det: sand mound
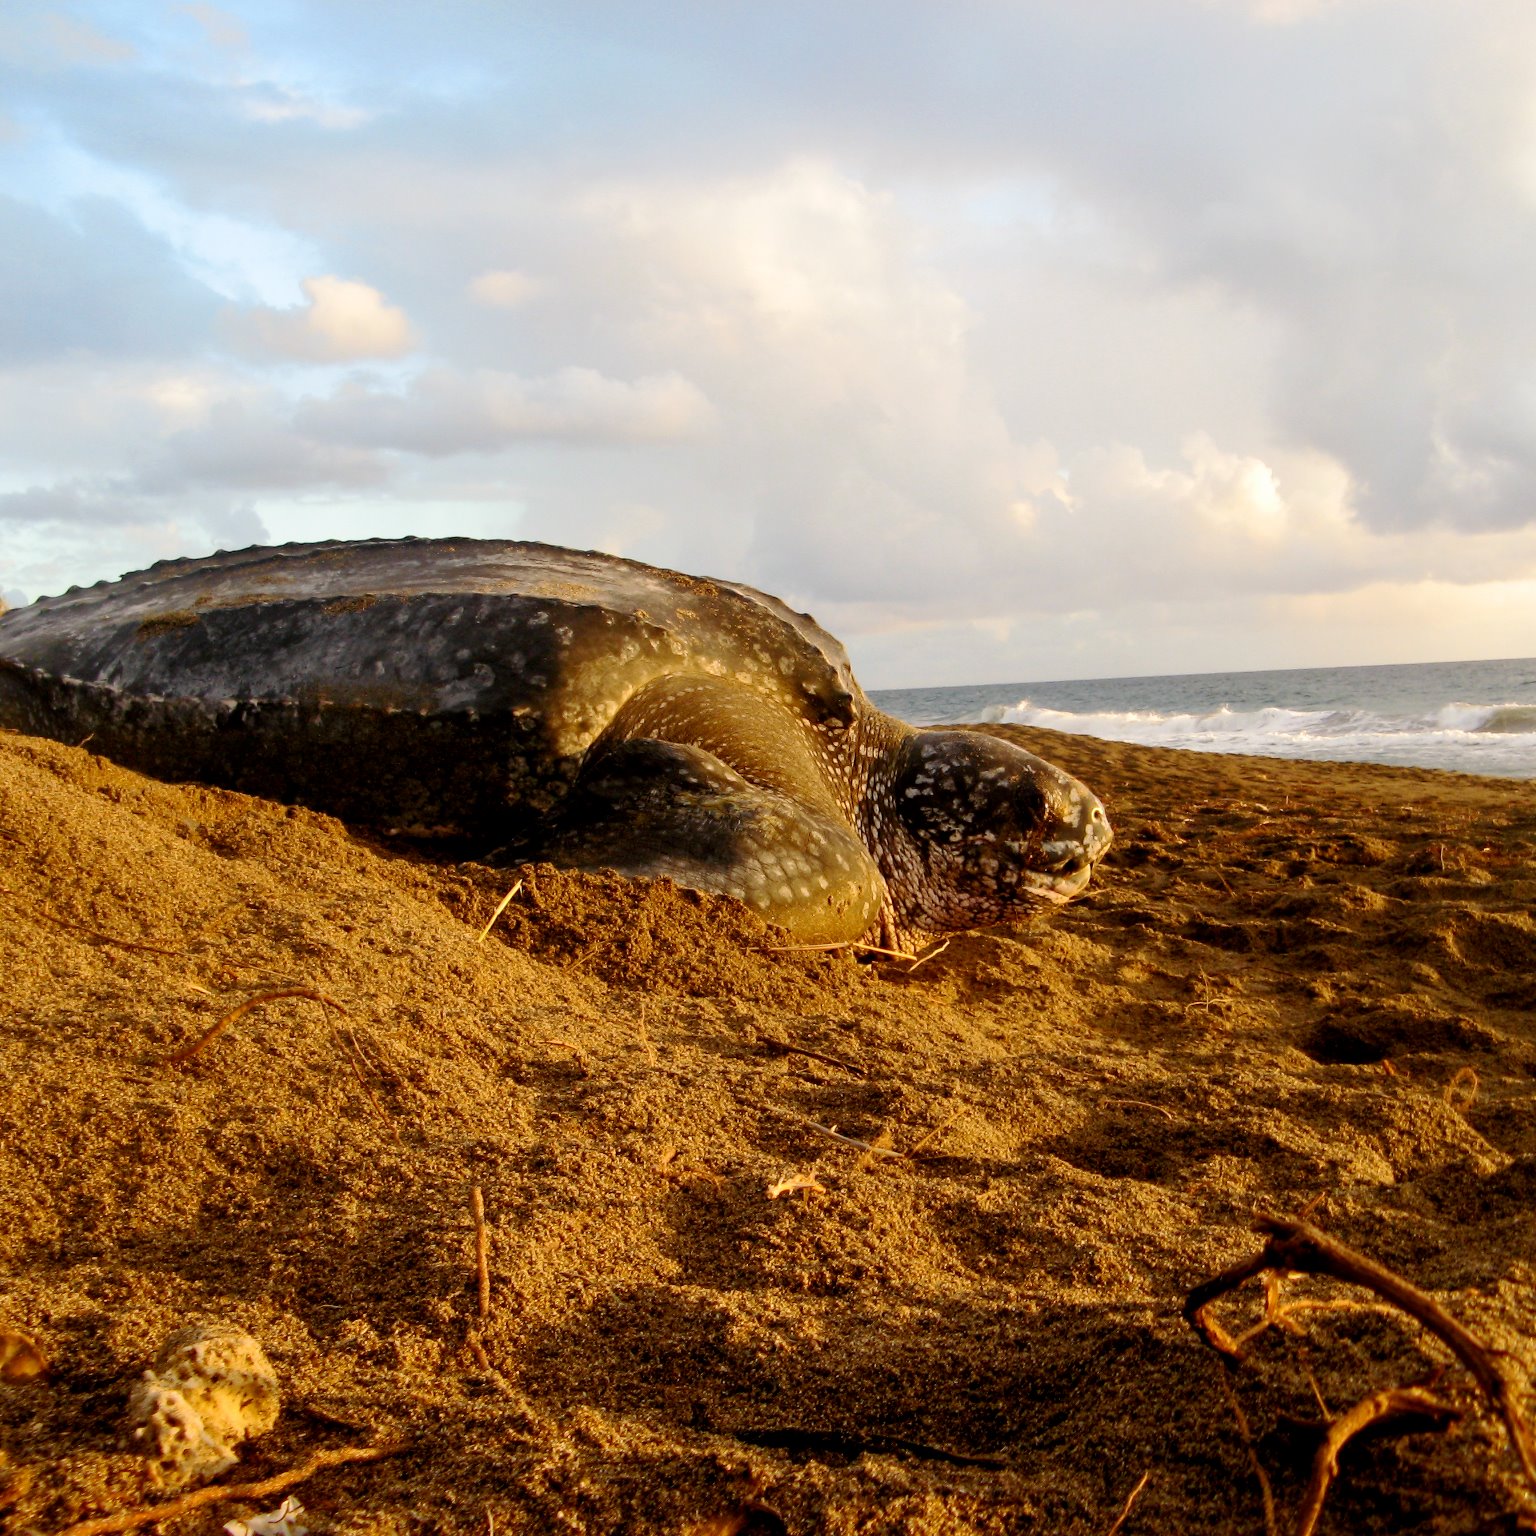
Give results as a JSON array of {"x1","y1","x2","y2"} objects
[{"x1": 1, "y1": 724, "x2": 1533, "y2": 1533}]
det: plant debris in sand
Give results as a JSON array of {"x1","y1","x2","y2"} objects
[{"x1": 1, "y1": 722, "x2": 1534, "y2": 1532}]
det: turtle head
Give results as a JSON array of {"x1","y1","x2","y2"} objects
[{"x1": 887, "y1": 730, "x2": 1112, "y2": 932}]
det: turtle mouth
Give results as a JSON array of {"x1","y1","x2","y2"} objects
[
  {"x1": 1022, "y1": 860, "x2": 1095, "y2": 904},
  {"x1": 1027, "y1": 807, "x2": 1112, "y2": 903}
]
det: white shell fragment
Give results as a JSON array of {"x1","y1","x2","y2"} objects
[
  {"x1": 225, "y1": 1496, "x2": 309, "y2": 1536},
  {"x1": 125, "y1": 1322, "x2": 280, "y2": 1488}
]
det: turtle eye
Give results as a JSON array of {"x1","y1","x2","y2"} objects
[
  {"x1": 800, "y1": 682, "x2": 856, "y2": 730},
  {"x1": 823, "y1": 689, "x2": 856, "y2": 729}
]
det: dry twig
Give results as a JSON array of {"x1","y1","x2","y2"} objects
[
  {"x1": 756, "y1": 1033, "x2": 866, "y2": 1077},
  {"x1": 1099, "y1": 1097, "x2": 1176, "y2": 1122},
  {"x1": 471, "y1": 1185, "x2": 491, "y2": 1321},
  {"x1": 1187, "y1": 968, "x2": 1229, "y2": 1017},
  {"x1": 1217, "y1": 1364, "x2": 1278, "y2": 1536},
  {"x1": 68, "y1": 927, "x2": 180, "y2": 957},
  {"x1": 766, "y1": 1172, "x2": 826, "y2": 1200},
  {"x1": 762, "y1": 1105, "x2": 905, "y2": 1159},
  {"x1": 540, "y1": 1036, "x2": 592, "y2": 1075},
  {"x1": 333, "y1": 1025, "x2": 396, "y2": 1136},
  {"x1": 24, "y1": 892, "x2": 182, "y2": 957},
  {"x1": 1218, "y1": 1271, "x2": 1397, "y2": 1358},
  {"x1": 1292, "y1": 1385, "x2": 1460, "y2": 1536},
  {"x1": 906, "y1": 1107, "x2": 967, "y2": 1157},
  {"x1": 902, "y1": 938, "x2": 950, "y2": 973},
  {"x1": 1186, "y1": 1214, "x2": 1536, "y2": 1492},
  {"x1": 1104, "y1": 1469, "x2": 1150, "y2": 1536},
  {"x1": 50, "y1": 1442, "x2": 407, "y2": 1536},
  {"x1": 466, "y1": 1333, "x2": 495, "y2": 1374},
  {"x1": 1304, "y1": 1365, "x2": 1330, "y2": 1422},
  {"x1": 855, "y1": 1127, "x2": 897, "y2": 1170},
  {"x1": 476, "y1": 881, "x2": 522, "y2": 942},
  {"x1": 165, "y1": 988, "x2": 347, "y2": 1067},
  {"x1": 1228, "y1": 1274, "x2": 1293, "y2": 1355}
]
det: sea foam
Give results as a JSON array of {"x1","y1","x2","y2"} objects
[
  {"x1": 874, "y1": 657, "x2": 1536, "y2": 778},
  {"x1": 991, "y1": 698, "x2": 1536, "y2": 775}
]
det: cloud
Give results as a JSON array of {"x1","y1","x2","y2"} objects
[
  {"x1": 0, "y1": 196, "x2": 219, "y2": 363},
  {"x1": 1193, "y1": 0, "x2": 1377, "y2": 22},
  {"x1": 236, "y1": 84, "x2": 370, "y2": 130},
  {"x1": 0, "y1": 479, "x2": 256, "y2": 544},
  {"x1": 0, "y1": 482, "x2": 135, "y2": 527},
  {"x1": 0, "y1": 397, "x2": 384, "y2": 511},
  {"x1": 300, "y1": 365, "x2": 713, "y2": 452},
  {"x1": 0, "y1": 477, "x2": 270, "y2": 610},
  {"x1": 1082, "y1": 433, "x2": 1347, "y2": 546},
  {"x1": 469, "y1": 269, "x2": 539, "y2": 308},
  {"x1": 42, "y1": 13, "x2": 135, "y2": 65},
  {"x1": 0, "y1": 363, "x2": 227, "y2": 480},
  {"x1": 134, "y1": 396, "x2": 390, "y2": 493},
  {"x1": 178, "y1": 3, "x2": 249, "y2": 53},
  {"x1": 0, "y1": 11, "x2": 135, "y2": 70},
  {"x1": 538, "y1": 160, "x2": 1041, "y2": 597},
  {"x1": 6, "y1": 0, "x2": 1536, "y2": 682},
  {"x1": 227, "y1": 275, "x2": 416, "y2": 361}
]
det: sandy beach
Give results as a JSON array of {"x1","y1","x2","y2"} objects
[{"x1": 2, "y1": 722, "x2": 1533, "y2": 1534}]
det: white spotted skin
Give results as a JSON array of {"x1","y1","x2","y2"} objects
[
  {"x1": 0, "y1": 536, "x2": 1110, "y2": 945},
  {"x1": 849, "y1": 721, "x2": 1112, "y2": 952},
  {"x1": 552, "y1": 670, "x2": 1110, "y2": 947}
]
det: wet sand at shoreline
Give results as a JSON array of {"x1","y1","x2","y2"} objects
[{"x1": 2, "y1": 722, "x2": 1533, "y2": 1533}]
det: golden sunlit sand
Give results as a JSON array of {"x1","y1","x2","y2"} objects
[{"x1": 1, "y1": 723, "x2": 1533, "y2": 1533}]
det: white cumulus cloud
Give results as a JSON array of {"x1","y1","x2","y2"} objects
[
  {"x1": 469, "y1": 269, "x2": 539, "y2": 308},
  {"x1": 300, "y1": 365, "x2": 713, "y2": 452},
  {"x1": 558, "y1": 160, "x2": 1043, "y2": 599},
  {"x1": 6, "y1": 0, "x2": 1536, "y2": 681},
  {"x1": 228, "y1": 276, "x2": 416, "y2": 362}
]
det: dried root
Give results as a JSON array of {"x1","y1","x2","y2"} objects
[
  {"x1": 165, "y1": 988, "x2": 347, "y2": 1068},
  {"x1": 1186, "y1": 1213, "x2": 1535, "y2": 1535},
  {"x1": 50, "y1": 1442, "x2": 407, "y2": 1536}
]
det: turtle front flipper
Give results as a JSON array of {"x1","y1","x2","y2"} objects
[{"x1": 540, "y1": 738, "x2": 883, "y2": 943}]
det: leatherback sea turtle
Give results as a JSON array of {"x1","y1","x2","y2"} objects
[{"x1": 0, "y1": 538, "x2": 1111, "y2": 949}]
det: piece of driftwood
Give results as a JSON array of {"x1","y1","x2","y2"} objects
[
  {"x1": 1292, "y1": 1385, "x2": 1460, "y2": 1536},
  {"x1": 1185, "y1": 1214, "x2": 1536, "y2": 1491},
  {"x1": 49, "y1": 1442, "x2": 406, "y2": 1536}
]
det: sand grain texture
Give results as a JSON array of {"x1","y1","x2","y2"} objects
[{"x1": 1, "y1": 723, "x2": 1533, "y2": 1533}]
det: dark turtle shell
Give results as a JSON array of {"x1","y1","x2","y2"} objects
[{"x1": 0, "y1": 537, "x2": 862, "y2": 841}]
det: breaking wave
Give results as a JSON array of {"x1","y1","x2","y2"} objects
[{"x1": 989, "y1": 699, "x2": 1536, "y2": 776}]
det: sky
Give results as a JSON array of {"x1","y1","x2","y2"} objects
[{"x1": 3, "y1": 1, "x2": 1536, "y2": 688}]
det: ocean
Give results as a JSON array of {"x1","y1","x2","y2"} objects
[{"x1": 872, "y1": 656, "x2": 1536, "y2": 780}]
